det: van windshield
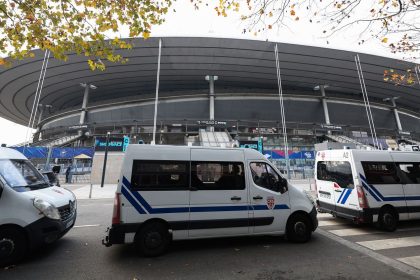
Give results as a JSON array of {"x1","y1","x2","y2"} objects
[{"x1": 0, "y1": 159, "x2": 49, "y2": 192}]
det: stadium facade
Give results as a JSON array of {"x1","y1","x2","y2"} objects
[{"x1": 1, "y1": 37, "x2": 420, "y2": 174}]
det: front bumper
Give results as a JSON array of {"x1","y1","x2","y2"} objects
[
  {"x1": 25, "y1": 211, "x2": 76, "y2": 250},
  {"x1": 309, "y1": 206, "x2": 318, "y2": 231}
]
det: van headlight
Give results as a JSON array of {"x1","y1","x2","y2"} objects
[{"x1": 33, "y1": 198, "x2": 61, "y2": 220}]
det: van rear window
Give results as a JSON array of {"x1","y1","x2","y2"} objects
[
  {"x1": 361, "y1": 162, "x2": 400, "y2": 185},
  {"x1": 316, "y1": 161, "x2": 354, "y2": 189},
  {"x1": 131, "y1": 160, "x2": 189, "y2": 190}
]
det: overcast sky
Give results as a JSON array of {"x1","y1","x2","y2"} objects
[{"x1": 0, "y1": 2, "x2": 413, "y2": 146}]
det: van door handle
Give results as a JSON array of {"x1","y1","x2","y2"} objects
[
  {"x1": 334, "y1": 189, "x2": 342, "y2": 193},
  {"x1": 253, "y1": 195, "x2": 263, "y2": 200},
  {"x1": 231, "y1": 196, "x2": 241, "y2": 201}
]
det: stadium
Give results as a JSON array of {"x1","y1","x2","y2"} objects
[{"x1": 1, "y1": 37, "x2": 419, "y2": 178}]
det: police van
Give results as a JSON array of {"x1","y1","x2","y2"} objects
[
  {"x1": 316, "y1": 149, "x2": 420, "y2": 231},
  {"x1": 103, "y1": 145, "x2": 317, "y2": 256},
  {"x1": 0, "y1": 148, "x2": 77, "y2": 266}
]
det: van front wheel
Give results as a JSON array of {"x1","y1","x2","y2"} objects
[
  {"x1": 286, "y1": 213, "x2": 312, "y2": 243},
  {"x1": 135, "y1": 222, "x2": 170, "y2": 257},
  {"x1": 379, "y1": 208, "x2": 398, "y2": 232},
  {"x1": 0, "y1": 227, "x2": 27, "y2": 267}
]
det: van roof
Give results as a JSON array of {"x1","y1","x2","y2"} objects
[
  {"x1": 317, "y1": 149, "x2": 420, "y2": 156},
  {"x1": 125, "y1": 144, "x2": 265, "y2": 159},
  {"x1": 0, "y1": 147, "x2": 27, "y2": 160}
]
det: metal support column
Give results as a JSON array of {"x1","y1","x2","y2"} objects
[
  {"x1": 384, "y1": 97, "x2": 402, "y2": 132},
  {"x1": 206, "y1": 75, "x2": 218, "y2": 132},
  {"x1": 320, "y1": 85, "x2": 331, "y2": 125},
  {"x1": 79, "y1": 84, "x2": 90, "y2": 125}
]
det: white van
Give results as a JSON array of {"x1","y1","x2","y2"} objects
[
  {"x1": 103, "y1": 145, "x2": 317, "y2": 256},
  {"x1": 0, "y1": 148, "x2": 77, "y2": 266},
  {"x1": 315, "y1": 149, "x2": 420, "y2": 231}
]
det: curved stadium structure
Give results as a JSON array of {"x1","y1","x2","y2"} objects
[{"x1": 1, "y1": 37, "x2": 419, "y2": 157}]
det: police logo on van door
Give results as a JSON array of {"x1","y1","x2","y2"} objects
[{"x1": 267, "y1": 197, "x2": 275, "y2": 209}]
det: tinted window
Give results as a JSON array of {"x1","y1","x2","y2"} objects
[
  {"x1": 250, "y1": 162, "x2": 287, "y2": 193},
  {"x1": 317, "y1": 161, "x2": 354, "y2": 189},
  {"x1": 361, "y1": 162, "x2": 400, "y2": 185},
  {"x1": 396, "y1": 163, "x2": 420, "y2": 184},
  {"x1": 131, "y1": 161, "x2": 189, "y2": 190},
  {"x1": 191, "y1": 162, "x2": 245, "y2": 190}
]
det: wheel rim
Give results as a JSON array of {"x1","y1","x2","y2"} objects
[
  {"x1": 294, "y1": 221, "x2": 307, "y2": 237},
  {"x1": 0, "y1": 238, "x2": 15, "y2": 259},
  {"x1": 144, "y1": 232, "x2": 162, "y2": 249},
  {"x1": 383, "y1": 213, "x2": 395, "y2": 228}
]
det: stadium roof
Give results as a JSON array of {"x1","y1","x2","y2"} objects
[{"x1": 0, "y1": 37, "x2": 418, "y2": 126}]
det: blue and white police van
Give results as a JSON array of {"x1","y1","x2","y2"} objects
[
  {"x1": 103, "y1": 145, "x2": 317, "y2": 256},
  {"x1": 316, "y1": 149, "x2": 420, "y2": 231},
  {"x1": 0, "y1": 148, "x2": 77, "y2": 266}
]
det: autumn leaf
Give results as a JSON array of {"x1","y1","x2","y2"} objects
[
  {"x1": 381, "y1": 37, "x2": 388, "y2": 43},
  {"x1": 290, "y1": 10, "x2": 296, "y2": 16}
]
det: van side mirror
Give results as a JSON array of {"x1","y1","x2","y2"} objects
[{"x1": 275, "y1": 177, "x2": 288, "y2": 193}]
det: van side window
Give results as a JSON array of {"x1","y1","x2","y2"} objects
[
  {"x1": 250, "y1": 162, "x2": 286, "y2": 193},
  {"x1": 131, "y1": 160, "x2": 189, "y2": 190},
  {"x1": 316, "y1": 161, "x2": 354, "y2": 189},
  {"x1": 361, "y1": 162, "x2": 400, "y2": 185},
  {"x1": 191, "y1": 162, "x2": 245, "y2": 190},
  {"x1": 396, "y1": 163, "x2": 420, "y2": 184}
]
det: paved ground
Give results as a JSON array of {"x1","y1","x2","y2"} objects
[{"x1": 1, "y1": 199, "x2": 420, "y2": 280}]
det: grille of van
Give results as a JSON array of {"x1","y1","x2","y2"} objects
[{"x1": 58, "y1": 201, "x2": 75, "y2": 222}]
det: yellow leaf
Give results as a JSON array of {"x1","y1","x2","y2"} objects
[
  {"x1": 142, "y1": 31, "x2": 150, "y2": 39},
  {"x1": 290, "y1": 10, "x2": 295, "y2": 16},
  {"x1": 381, "y1": 37, "x2": 388, "y2": 43},
  {"x1": 0, "y1": 58, "x2": 5, "y2": 65}
]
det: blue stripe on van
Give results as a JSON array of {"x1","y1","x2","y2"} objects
[
  {"x1": 336, "y1": 189, "x2": 346, "y2": 204},
  {"x1": 121, "y1": 185, "x2": 147, "y2": 214},
  {"x1": 359, "y1": 174, "x2": 382, "y2": 201},
  {"x1": 341, "y1": 189, "x2": 352, "y2": 204},
  {"x1": 359, "y1": 174, "x2": 420, "y2": 201},
  {"x1": 121, "y1": 176, "x2": 290, "y2": 213}
]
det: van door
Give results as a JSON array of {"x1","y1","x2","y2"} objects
[
  {"x1": 390, "y1": 153, "x2": 420, "y2": 220},
  {"x1": 189, "y1": 149, "x2": 249, "y2": 238},
  {"x1": 249, "y1": 161, "x2": 290, "y2": 234},
  {"x1": 316, "y1": 159, "x2": 355, "y2": 215},
  {"x1": 357, "y1": 153, "x2": 408, "y2": 221}
]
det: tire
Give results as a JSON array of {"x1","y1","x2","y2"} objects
[
  {"x1": 0, "y1": 227, "x2": 27, "y2": 267},
  {"x1": 379, "y1": 208, "x2": 398, "y2": 232},
  {"x1": 286, "y1": 213, "x2": 312, "y2": 243},
  {"x1": 135, "y1": 222, "x2": 170, "y2": 257}
]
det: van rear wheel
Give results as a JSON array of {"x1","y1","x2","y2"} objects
[
  {"x1": 286, "y1": 213, "x2": 312, "y2": 243},
  {"x1": 0, "y1": 227, "x2": 27, "y2": 267},
  {"x1": 135, "y1": 222, "x2": 170, "y2": 257},
  {"x1": 379, "y1": 208, "x2": 398, "y2": 232}
]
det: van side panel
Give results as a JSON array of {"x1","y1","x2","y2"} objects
[
  {"x1": 119, "y1": 146, "x2": 190, "y2": 241},
  {"x1": 353, "y1": 151, "x2": 408, "y2": 221}
]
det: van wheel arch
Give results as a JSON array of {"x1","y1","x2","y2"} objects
[
  {"x1": 378, "y1": 205, "x2": 398, "y2": 232},
  {"x1": 0, "y1": 224, "x2": 28, "y2": 267},
  {"x1": 286, "y1": 211, "x2": 313, "y2": 243},
  {"x1": 134, "y1": 219, "x2": 171, "y2": 257}
]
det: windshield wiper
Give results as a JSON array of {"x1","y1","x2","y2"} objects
[{"x1": 27, "y1": 182, "x2": 50, "y2": 189}]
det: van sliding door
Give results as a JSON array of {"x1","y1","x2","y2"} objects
[{"x1": 188, "y1": 149, "x2": 249, "y2": 238}]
